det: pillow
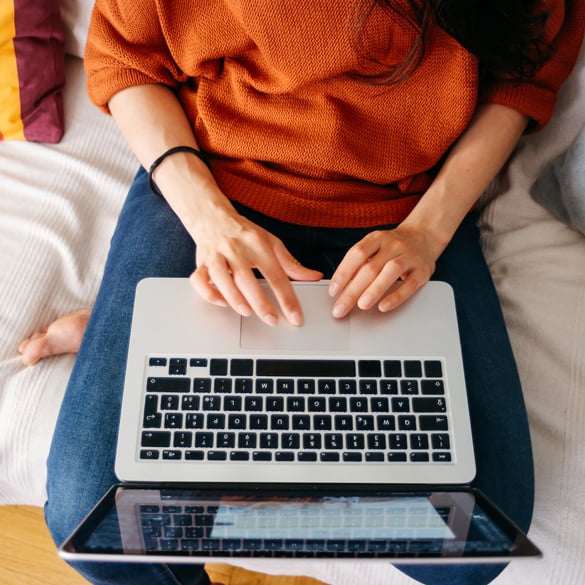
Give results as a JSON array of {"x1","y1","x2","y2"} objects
[
  {"x1": 0, "y1": 0, "x2": 65, "y2": 142},
  {"x1": 530, "y1": 122, "x2": 585, "y2": 236},
  {"x1": 59, "y1": 0, "x2": 93, "y2": 59}
]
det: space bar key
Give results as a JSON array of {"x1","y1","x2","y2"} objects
[{"x1": 255, "y1": 359, "x2": 356, "y2": 377}]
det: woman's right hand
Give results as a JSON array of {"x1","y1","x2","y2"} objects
[
  {"x1": 107, "y1": 84, "x2": 321, "y2": 326},
  {"x1": 189, "y1": 207, "x2": 322, "y2": 327}
]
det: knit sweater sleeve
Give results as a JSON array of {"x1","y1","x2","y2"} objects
[
  {"x1": 480, "y1": 0, "x2": 585, "y2": 132},
  {"x1": 84, "y1": 0, "x2": 187, "y2": 113}
]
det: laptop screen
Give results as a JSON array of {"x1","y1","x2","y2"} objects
[{"x1": 60, "y1": 485, "x2": 540, "y2": 563}]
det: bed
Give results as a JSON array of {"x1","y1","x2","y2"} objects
[{"x1": 1, "y1": 2, "x2": 584, "y2": 584}]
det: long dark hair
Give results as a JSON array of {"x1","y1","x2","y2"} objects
[{"x1": 352, "y1": 0, "x2": 554, "y2": 84}]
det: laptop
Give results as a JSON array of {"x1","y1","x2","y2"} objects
[{"x1": 59, "y1": 278, "x2": 541, "y2": 563}]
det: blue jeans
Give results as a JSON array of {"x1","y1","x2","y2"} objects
[{"x1": 46, "y1": 168, "x2": 534, "y2": 585}]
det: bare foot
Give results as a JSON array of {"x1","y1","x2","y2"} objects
[{"x1": 18, "y1": 309, "x2": 91, "y2": 365}]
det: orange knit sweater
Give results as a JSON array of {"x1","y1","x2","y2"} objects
[{"x1": 85, "y1": 1, "x2": 584, "y2": 228}]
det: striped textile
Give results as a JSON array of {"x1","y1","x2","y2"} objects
[{"x1": 0, "y1": 0, "x2": 65, "y2": 142}]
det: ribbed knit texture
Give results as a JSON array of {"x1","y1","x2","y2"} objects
[{"x1": 86, "y1": 0, "x2": 584, "y2": 228}]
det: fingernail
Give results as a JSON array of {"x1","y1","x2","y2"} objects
[
  {"x1": 358, "y1": 294, "x2": 373, "y2": 309},
  {"x1": 290, "y1": 311, "x2": 303, "y2": 327},
  {"x1": 328, "y1": 282, "x2": 338, "y2": 297},
  {"x1": 237, "y1": 304, "x2": 251, "y2": 316},
  {"x1": 332, "y1": 303, "x2": 346, "y2": 318},
  {"x1": 263, "y1": 313, "x2": 278, "y2": 327}
]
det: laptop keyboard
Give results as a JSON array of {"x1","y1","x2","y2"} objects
[{"x1": 139, "y1": 356, "x2": 452, "y2": 464}]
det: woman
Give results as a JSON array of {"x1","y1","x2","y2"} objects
[{"x1": 37, "y1": 1, "x2": 583, "y2": 584}]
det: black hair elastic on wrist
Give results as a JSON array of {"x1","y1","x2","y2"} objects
[{"x1": 148, "y1": 146, "x2": 211, "y2": 197}]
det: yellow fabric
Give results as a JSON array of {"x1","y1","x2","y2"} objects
[{"x1": 0, "y1": 0, "x2": 25, "y2": 141}]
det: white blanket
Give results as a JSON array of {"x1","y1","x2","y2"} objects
[{"x1": 1, "y1": 41, "x2": 584, "y2": 585}]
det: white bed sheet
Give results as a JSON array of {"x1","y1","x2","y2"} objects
[{"x1": 0, "y1": 47, "x2": 584, "y2": 585}]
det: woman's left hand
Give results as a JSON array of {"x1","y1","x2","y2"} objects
[{"x1": 328, "y1": 224, "x2": 443, "y2": 318}]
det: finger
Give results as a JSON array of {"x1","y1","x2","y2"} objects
[
  {"x1": 232, "y1": 267, "x2": 282, "y2": 327},
  {"x1": 378, "y1": 272, "x2": 427, "y2": 312},
  {"x1": 328, "y1": 234, "x2": 380, "y2": 298},
  {"x1": 189, "y1": 266, "x2": 230, "y2": 309},
  {"x1": 273, "y1": 241, "x2": 323, "y2": 282}
]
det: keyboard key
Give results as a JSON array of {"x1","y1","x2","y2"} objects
[
  {"x1": 343, "y1": 452, "x2": 362, "y2": 462},
  {"x1": 338, "y1": 380, "x2": 357, "y2": 394},
  {"x1": 223, "y1": 396, "x2": 242, "y2": 411},
  {"x1": 140, "y1": 431, "x2": 171, "y2": 447},
  {"x1": 282, "y1": 433, "x2": 300, "y2": 449},
  {"x1": 253, "y1": 452, "x2": 272, "y2": 461},
  {"x1": 230, "y1": 451, "x2": 250, "y2": 461},
  {"x1": 376, "y1": 415, "x2": 396, "y2": 431},
  {"x1": 140, "y1": 449, "x2": 160, "y2": 459},
  {"x1": 318, "y1": 380, "x2": 336, "y2": 394},
  {"x1": 432, "y1": 452, "x2": 452, "y2": 462},
  {"x1": 207, "y1": 451, "x2": 227, "y2": 460},
  {"x1": 329, "y1": 397, "x2": 347, "y2": 412},
  {"x1": 277, "y1": 379, "x2": 295, "y2": 393},
  {"x1": 230, "y1": 359, "x2": 253, "y2": 376},
  {"x1": 392, "y1": 397, "x2": 410, "y2": 412},
  {"x1": 303, "y1": 433, "x2": 322, "y2": 449},
  {"x1": 345, "y1": 434, "x2": 365, "y2": 450},
  {"x1": 431, "y1": 433, "x2": 450, "y2": 450},
  {"x1": 149, "y1": 357, "x2": 167, "y2": 367},
  {"x1": 235, "y1": 378, "x2": 253, "y2": 393},
  {"x1": 383, "y1": 360, "x2": 402, "y2": 377},
  {"x1": 380, "y1": 380, "x2": 398, "y2": 394},
  {"x1": 297, "y1": 379, "x2": 315, "y2": 394},
  {"x1": 358, "y1": 360, "x2": 381, "y2": 377},
  {"x1": 189, "y1": 358, "x2": 208, "y2": 368},
  {"x1": 174, "y1": 432, "x2": 192, "y2": 448},
  {"x1": 365, "y1": 452, "x2": 384, "y2": 462},
  {"x1": 256, "y1": 359, "x2": 356, "y2": 377},
  {"x1": 259, "y1": 433, "x2": 279, "y2": 449},
  {"x1": 206, "y1": 414, "x2": 225, "y2": 429},
  {"x1": 387, "y1": 452, "x2": 407, "y2": 462},
  {"x1": 193, "y1": 378, "x2": 211, "y2": 393},
  {"x1": 367, "y1": 433, "x2": 386, "y2": 450},
  {"x1": 410, "y1": 433, "x2": 429, "y2": 450},
  {"x1": 275, "y1": 452, "x2": 295, "y2": 461},
  {"x1": 185, "y1": 451, "x2": 205, "y2": 460},
  {"x1": 404, "y1": 360, "x2": 422, "y2": 377},
  {"x1": 359, "y1": 380, "x2": 377, "y2": 394},
  {"x1": 424, "y1": 360, "x2": 443, "y2": 377},
  {"x1": 194, "y1": 432, "x2": 213, "y2": 448},
  {"x1": 217, "y1": 432, "x2": 235, "y2": 448},
  {"x1": 163, "y1": 450, "x2": 182, "y2": 460},
  {"x1": 298, "y1": 452, "x2": 318, "y2": 462},
  {"x1": 400, "y1": 380, "x2": 419, "y2": 394},
  {"x1": 419, "y1": 415, "x2": 449, "y2": 430},
  {"x1": 271, "y1": 415, "x2": 289, "y2": 430},
  {"x1": 181, "y1": 396, "x2": 200, "y2": 410},
  {"x1": 412, "y1": 397, "x2": 447, "y2": 412},
  {"x1": 325, "y1": 434, "x2": 343, "y2": 449},
  {"x1": 321, "y1": 452, "x2": 340, "y2": 462},
  {"x1": 209, "y1": 359, "x2": 228, "y2": 375},
  {"x1": 410, "y1": 452, "x2": 430, "y2": 462},
  {"x1": 214, "y1": 378, "x2": 232, "y2": 393},
  {"x1": 169, "y1": 358, "x2": 187, "y2": 375},
  {"x1": 250, "y1": 414, "x2": 268, "y2": 429},
  {"x1": 238, "y1": 433, "x2": 257, "y2": 448},
  {"x1": 256, "y1": 379, "x2": 274, "y2": 393},
  {"x1": 228, "y1": 414, "x2": 246, "y2": 429},
  {"x1": 421, "y1": 380, "x2": 445, "y2": 395},
  {"x1": 398, "y1": 415, "x2": 416, "y2": 430},
  {"x1": 147, "y1": 377, "x2": 190, "y2": 393}
]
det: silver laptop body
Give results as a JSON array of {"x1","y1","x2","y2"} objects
[{"x1": 115, "y1": 278, "x2": 475, "y2": 485}]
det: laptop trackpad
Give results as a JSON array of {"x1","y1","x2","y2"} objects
[{"x1": 240, "y1": 285, "x2": 350, "y2": 351}]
